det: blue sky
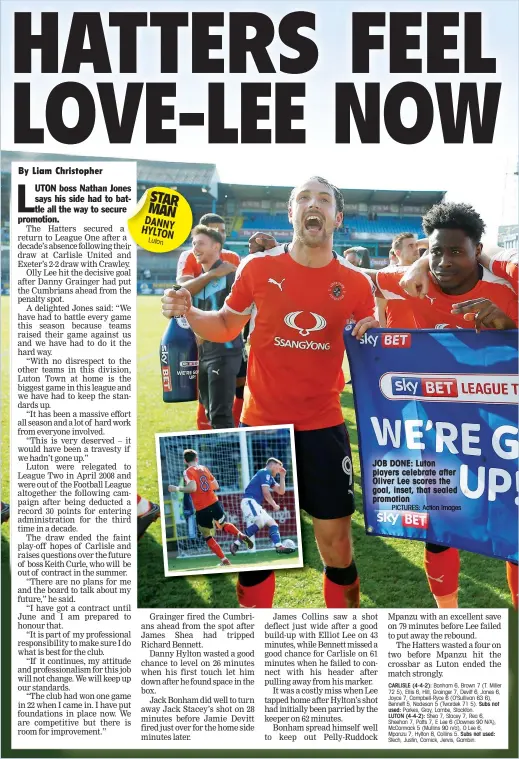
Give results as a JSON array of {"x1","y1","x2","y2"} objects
[{"x1": 1, "y1": 0, "x2": 517, "y2": 241}]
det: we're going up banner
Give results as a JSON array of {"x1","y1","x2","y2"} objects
[{"x1": 344, "y1": 328, "x2": 518, "y2": 562}]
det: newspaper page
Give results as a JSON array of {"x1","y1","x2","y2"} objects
[{"x1": 0, "y1": 1, "x2": 517, "y2": 758}]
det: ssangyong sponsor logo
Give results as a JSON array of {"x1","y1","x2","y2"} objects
[
  {"x1": 380, "y1": 373, "x2": 518, "y2": 404},
  {"x1": 277, "y1": 311, "x2": 330, "y2": 350},
  {"x1": 376, "y1": 511, "x2": 429, "y2": 528},
  {"x1": 274, "y1": 337, "x2": 330, "y2": 350},
  {"x1": 284, "y1": 311, "x2": 326, "y2": 336}
]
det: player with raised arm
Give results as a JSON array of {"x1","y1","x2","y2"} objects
[
  {"x1": 162, "y1": 177, "x2": 379, "y2": 608},
  {"x1": 168, "y1": 449, "x2": 253, "y2": 566},
  {"x1": 360, "y1": 202, "x2": 518, "y2": 608},
  {"x1": 400, "y1": 244, "x2": 518, "y2": 299},
  {"x1": 230, "y1": 458, "x2": 295, "y2": 555},
  {"x1": 376, "y1": 232, "x2": 420, "y2": 329}
]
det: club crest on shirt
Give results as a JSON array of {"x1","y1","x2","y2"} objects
[{"x1": 329, "y1": 281, "x2": 344, "y2": 301}]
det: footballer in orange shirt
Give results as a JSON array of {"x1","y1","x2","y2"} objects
[
  {"x1": 364, "y1": 202, "x2": 518, "y2": 610},
  {"x1": 176, "y1": 213, "x2": 240, "y2": 283},
  {"x1": 168, "y1": 449, "x2": 252, "y2": 566},
  {"x1": 380, "y1": 233, "x2": 421, "y2": 329},
  {"x1": 176, "y1": 213, "x2": 245, "y2": 430},
  {"x1": 375, "y1": 230, "x2": 517, "y2": 332},
  {"x1": 162, "y1": 177, "x2": 378, "y2": 610}
]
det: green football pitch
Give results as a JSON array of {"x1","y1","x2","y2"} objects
[
  {"x1": 1, "y1": 296, "x2": 514, "y2": 609},
  {"x1": 168, "y1": 550, "x2": 300, "y2": 574}
]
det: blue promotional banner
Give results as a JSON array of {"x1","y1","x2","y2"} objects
[{"x1": 344, "y1": 328, "x2": 518, "y2": 562}]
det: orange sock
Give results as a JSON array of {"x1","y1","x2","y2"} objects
[
  {"x1": 237, "y1": 571, "x2": 275, "y2": 608},
  {"x1": 323, "y1": 575, "x2": 360, "y2": 608},
  {"x1": 197, "y1": 403, "x2": 211, "y2": 430},
  {"x1": 206, "y1": 537, "x2": 225, "y2": 560},
  {"x1": 222, "y1": 522, "x2": 240, "y2": 537},
  {"x1": 506, "y1": 562, "x2": 518, "y2": 610},
  {"x1": 233, "y1": 396, "x2": 244, "y2": 427},
  {"x1": 424, "y1": 546, "x2": 460, "y2": 607}
]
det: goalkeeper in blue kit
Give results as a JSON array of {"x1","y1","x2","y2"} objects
[{"x1": 230, "y1": 458, "x2": 296, "y2": 555}]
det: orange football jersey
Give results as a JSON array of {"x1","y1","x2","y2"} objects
[
  {"x1": 490, "y1": 250, "x2": 518, "y2": 292},
  {"x1": 376, "y1": 267, "x2": 518, "y2": 329},
  {"x1": 225, "y1": 246, "x2": 376, "y2": 430},
  {"x1": 380, "y1": 266, "x2": 418, "y2": 328},
  {"x1": 177, "y1": 249, "x2": 240, "y2": 280},
  {"x1": 184, "y1": 465, "x2": 218, "y2": 511}
]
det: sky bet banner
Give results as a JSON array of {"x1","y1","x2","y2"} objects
[{"x1": 344, "y1": 328, "x2": 518, "y2": 562}]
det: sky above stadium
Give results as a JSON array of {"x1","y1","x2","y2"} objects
[{"x1": 1, "y1": 0, "x2": 517, "y2": 243}]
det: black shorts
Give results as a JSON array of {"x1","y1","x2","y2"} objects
[
  {"x1": 196, "y1": 500, "x2": 226, "y2": 529},
  {"x1": 294, "y1": 423, "x2": 355, "y2": 520},
  {"x1": 237, "y1": 355, "x2": 248, "y2": 379}
]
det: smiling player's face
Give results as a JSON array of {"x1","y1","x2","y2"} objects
[
  {"x1": 192, "y1": 234, "x2": 219, "y2": 266},
  {"x1": 289, "y1": 179, "x2": 342, "y2": 247},
  {"x1": 429, "y1": 228, "x2": 481, "y2": 294}
]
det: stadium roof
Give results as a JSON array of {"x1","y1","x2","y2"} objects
[
  {"x1": 1, "y1": 151, "x2": 444, "y2": 207},
  {"x1": 219, "y1": 183, "x2": 445, "y2": 207}
]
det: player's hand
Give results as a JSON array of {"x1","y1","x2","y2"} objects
[
  {"x1": 400, "y1": 259, "x2": 430, "y2": 298},
  {"x1": 278, "y1": 466, "x2": 287, "y2": 476},
  {"x1": 351, "y1": 316, "x2": 379, "y2": 340},
  {"x1": 212, "y1": 262, "x2": 237, "y2": 277},
  {"x1": 162, "y1": 287, "x2": 192, "y2": 318},
  {"x1": 272, "y1": 502, "x2": 280, "y2": 511},
  {"x1": 168, "y1": 485, "x2": 179, "y2": 493},
  {"x1": 451, "y1": 299, "x2": 517, "y2": 333},
  {"x1": 248, "y1": 232, "x2": 278, "y2": 254}
]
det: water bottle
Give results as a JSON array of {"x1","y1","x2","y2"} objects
[{"x1": 160, "y1": 286, "x2": 199, "y2": 402}]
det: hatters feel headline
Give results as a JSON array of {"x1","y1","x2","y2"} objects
[{"x1": 12, "y1": 11, "x2": 501, "y2": 145}]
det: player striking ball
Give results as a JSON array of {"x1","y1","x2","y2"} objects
[
  {"x1": 168, "y1": 449, "x2": 253, "y2": 566},
  {"x1": 230, "y1": 458, "x2": 295, "y2": 555}
]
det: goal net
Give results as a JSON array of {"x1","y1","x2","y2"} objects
[{"x1": 159, "y1": 427, "x2": 298, "y2": 558}]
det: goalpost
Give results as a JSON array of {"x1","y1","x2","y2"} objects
[{"x1": 159, "y1": 427, "x2": 298, "y2": 559}]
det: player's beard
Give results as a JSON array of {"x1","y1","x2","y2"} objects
[{"x1": 293, "y1": 220, "x2": 333, "y2": 248}]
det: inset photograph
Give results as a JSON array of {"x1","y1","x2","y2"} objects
[{"x1": 156, "y1": 425, "x2": 302, "y2": 576}]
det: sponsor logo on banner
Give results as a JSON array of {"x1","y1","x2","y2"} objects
[
  {"x1": 180, "y1": 361, "x2": 199, "y2": 368},
  {"x1": 359, "y1": 333, "x2": 379, "y2": 347},
  {"x1": 390, "y1": 376, "x2": 458, "y2": 398},
  {"x1": 381, "y1": 332, "x2": 412, "y2": 348},
  {"x1": 376, "y1": 511, "x2": 429, "y2": 529},
  {"x1": 161, "y1": 367, "x2": 172, "y2": 392},
  {"x1": 380, "y1": 373, "x2": 519, "y2": 404}
]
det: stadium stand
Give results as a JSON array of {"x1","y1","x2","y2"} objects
[{"x1": 0, "y1": 151, "x2": 445, "y2": 291}]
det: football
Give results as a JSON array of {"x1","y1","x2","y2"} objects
[{"x1": 282, "y1": 539, "x2": 296, "y2": 551}]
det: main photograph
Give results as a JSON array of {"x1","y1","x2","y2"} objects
[{"x1": 134, "y1": 166, "x2": 518, "y2": 610}]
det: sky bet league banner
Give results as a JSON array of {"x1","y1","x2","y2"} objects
[{"x1": 344, "y1": 328, "x2": 518, "y2": 562}]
